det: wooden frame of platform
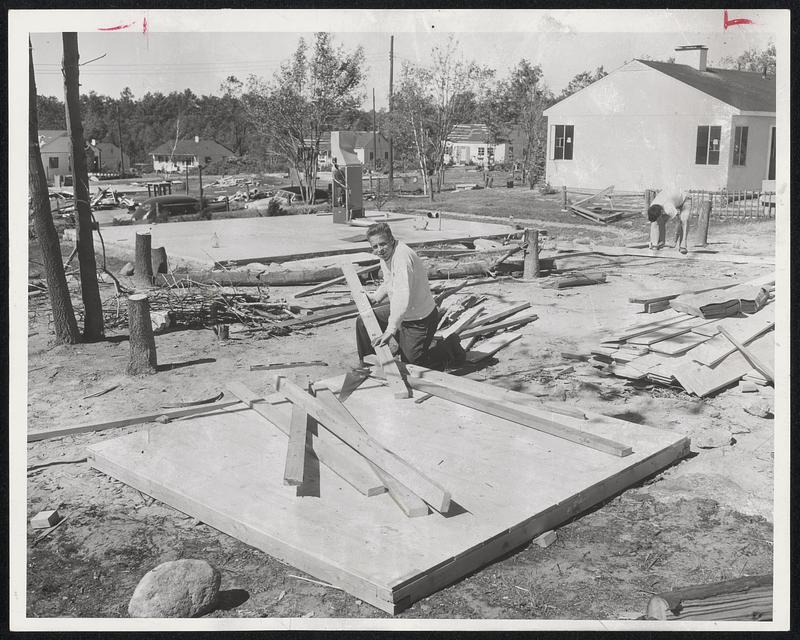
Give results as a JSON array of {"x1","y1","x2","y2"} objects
[{"x1": 87, "y1": 374, "x2": 689, "y2": 614}]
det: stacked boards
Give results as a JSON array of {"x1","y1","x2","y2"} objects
[
  {"x1": 87, "y1": 373, "x2": 688, "y2": 613},
  {"x1": 593, "y1": 303, "x2": 775, "y2": 397}
]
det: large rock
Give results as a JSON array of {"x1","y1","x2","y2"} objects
[{"x1": 128, "y1": 559, "x2": 220, "y2": 618}]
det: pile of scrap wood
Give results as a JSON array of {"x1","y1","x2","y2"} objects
[
  {"x1": 568, "y1": 185, "x2": 632, "y2": 224},
  {"x1": 590, "y1": 299, "x2": 775, "y2": 396},
  {"x1": 629, "y1": 274, "x2": 774, "y2": 314}
]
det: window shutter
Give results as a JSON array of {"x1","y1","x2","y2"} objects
[
  {"x1": 738, "y1": 126, "x2": 748, "y2": 165},
  {"x1": 696, "y1": 126, "x2": 709, "y2": 164}
]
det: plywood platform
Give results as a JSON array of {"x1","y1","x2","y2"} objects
[
  {"x1": 86, "y1": 211, "x2": 513, "y2": 269},
  {"x1": 87, "y1": 377, "x2": 689, "y2": 613}
]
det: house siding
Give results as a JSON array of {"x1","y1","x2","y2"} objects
[{"x1": 544, "y1": 60, "x2": 746, "y2": 191}]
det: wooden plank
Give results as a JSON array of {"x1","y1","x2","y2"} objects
[
  {"x1": 275, "y1": 376, "x2": 451, "y2": 512},
  {"x1": 690, "y1": 309, "x2": 775, "y2": 366},
  {"x1": 571, "y1": 184, "x2": 614, "y2": 209},
  {"x1": 462, "y1": 302, "x2": 531, "y2": 330},
  {"x1": 293, "y1": 262, "x2": 380, "y2": 298},
  {"x1": 314, "y1": 386, "x2": 429, "y2": 518},
  {"x1": 719, "y1": 327, "x2": 774, "y2": 383},
  {"x1": 553, "y1": 243, "x2": 775, "y2": 266},
  {"x1": 465, "y1": 332, "x2": 522, "y2": 364},
  {"x1": 397, "y1": 373, "x2": 633, "y2": 457},
  {"x1": 626, "y1": 317, "x2": 711, "y2": 346},
  {"x1": 27, "y1": 399, "x2": 243, "y2": 442},
  {"x1": 602, "y1": 312, "x2": 693, "y2": 343},
  {"x1": 226, "y1": 382, "x2": 385, "y2": 497},
  {"x1": 647, "y1": 332, "x2": 711, "y2": 356},
  {"x1": 283, "y1": 404, "x2": 310, "y2": 486},
  {"x1": 459, "y1": 309, "x2": 538, "y2": 339},
  {"x1": 436, "y1": 304, "x2": 487, "y2": 340},
  {"x1": 340, "y1": 262, "x2": 410, "y2": 398},
  {"x1": 270, "y1": 304, "x2": 358, "y2": 329}
]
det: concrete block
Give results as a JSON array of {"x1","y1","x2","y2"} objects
[{"x1": 31, "y1": 509, "x2": 61, "y2": 529}]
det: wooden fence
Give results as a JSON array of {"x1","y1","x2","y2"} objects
[{"x1": 686, "y1": 190, "x2": 775, "y2": 220}]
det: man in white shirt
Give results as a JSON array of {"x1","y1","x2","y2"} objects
[
  {"x1": 356, "y1": 222, "x2": 464, "y2": 368},
  {"x1": 647, "y1": 188, "x2": 691, "y2": 254}
]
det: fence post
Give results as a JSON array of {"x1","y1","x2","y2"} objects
[
  {"x1": 693, "y1": 199, "x2": 712, "y2": 247},
  {"x1": 561, "y1": 186, "x2": 568, "y2": 211}
]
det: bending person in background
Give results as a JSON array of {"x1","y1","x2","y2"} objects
[
  {"x1": 355, "y1": 222, "x2": 464, "y2": 369},
  {"x1": 647, "y1": 188, "x2": 691, "y2": 254}
]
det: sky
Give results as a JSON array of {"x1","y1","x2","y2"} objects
[{"x1": 27, "y1": 10, "x2": 778, "y2": 111}]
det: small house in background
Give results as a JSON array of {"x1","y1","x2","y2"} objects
[
  {"x1": 87, "y1": 140, "x2": 130, "y2": 174},
  {"x1": 543, "y1": 45, "x2": 776, "y2": 192},
  {"x1": 38, "y1": 130, "x2": 75, "y2": 183},
  {"x1": 150, "y1": 138, "x2": 235, "y2": 173},
  {"x1": 445, "y1": 124, "x2": 525, "y2": 166},
  {"x1": 311, "y1": 131, "x2": 391, "y2": 169}
]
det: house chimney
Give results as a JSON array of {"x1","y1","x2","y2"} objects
[
  {"x1": 674, "y1": 45, "x2": 708, "y2": 72},
  {"x1": 194, "y1": 135, "x2": 200, "y2": 143}
]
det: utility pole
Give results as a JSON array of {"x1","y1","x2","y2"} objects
[
  {"x1": 198, "y1": 163, "x2": 204, "y2": 203},
  {"x1": 63, "y1": 32, "x2": 104, "y2": 340},
  {"x1": 372, "y1": 88, "x2": 377, "y2": 173},
  {"x1": 388, "y1": 35, "x2": 394, "y2": 196},
  {"x1": 116, "y1": 103, "x2": 125, "y2": 176}
]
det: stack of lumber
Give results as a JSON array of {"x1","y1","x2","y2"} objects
[
  {"x1": 670, "y1": 283, "x2": 771, "y2": 318},
  {"x1": 592, "y1": 302, "x2": 775, "y2": 396},
  {"x1": 629, "y1": 274, "x2": 774, "y2": 314},
  {"x1": 646, "y1": 574, "x2": 772, "y2": 621}
]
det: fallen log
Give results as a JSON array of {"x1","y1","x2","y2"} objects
[{"x1": 646, "y1": 574, "x2": 772, "y2": 621}]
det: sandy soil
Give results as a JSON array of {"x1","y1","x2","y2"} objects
[{"x1": 23, "y1": 215, "x2": 776, "y2": 620}]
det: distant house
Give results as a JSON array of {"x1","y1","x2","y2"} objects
[
  {"x1": 38, "y1": 130, "x2": 75, "y2": 183},
  {"x1": 445, "y1": 124, "x2": 525, "y2": 166},
  {"x1": 150, "y1": 138, "x2": 235, "y2": 173},
  {"x1": 543, "y1": 45, "x2": 776, "y2": 191},
  {"x1": 309, "y1": 131, "x2": 391, "y2": 168},
  {"x1": 87, "y1": 140, "x2": 130, "y2": 174}
]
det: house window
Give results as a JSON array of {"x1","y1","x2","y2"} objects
[
  {"x1": 553, "y1": 125, "x2": 574, "y2": 160},
  {"x1": 477, "y1": 147, "x2": 485, "y2": 158},
  {"x1": 695, "y1": 125, "x2": 722, "y2": 165},
  {"x1": 369, "y1": 151, "x2": 374, "y2": 161},
  {"x1": 48, "y1": 157, "x2": 59, "y2": 169},
  {"x1": 205, "y1": 156, "x2": 212, "y2": 164},
  {"x1": 384, "y1": 152, "x2": 389, "y2": 160},
  {"x1": 732, "y1": 126, "x2": 748, "y2": 166}
]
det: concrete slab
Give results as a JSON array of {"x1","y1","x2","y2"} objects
[{"x1": 85, "y1": 211, "x2": 513, "y2": 269}]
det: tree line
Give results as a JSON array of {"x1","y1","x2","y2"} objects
[{"x1": 35, "y1": 34, "x2": 774, "y2": 202}]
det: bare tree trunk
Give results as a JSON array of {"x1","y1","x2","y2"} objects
[
  {"x1": 63, "y1": 32, "x2": 104, "y2": 340},
  {"x1": 29, "y1": 39, "x2": 80, "y2": 345},
  {"x1": 133, "y1": 231, "x2": 154, "y2": 289},
  {"x1": 126, "y1": 293, "x2": 157, "y2": 375}
]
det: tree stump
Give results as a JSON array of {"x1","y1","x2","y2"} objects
[
  {"x1": 134, "y1": 231, "x2": 154, "y2": 288},
  {"x1": 151, "y1": 246, "x2": 169, "y2": 275},
  {"x1": 126, "y1": 293, "x2": 157, "y2": 375},
  {"x1": 523, "y1": 228, "x2": 540, "y2": 279}
]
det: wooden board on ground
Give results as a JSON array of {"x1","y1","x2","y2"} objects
[
  {"x1": 689, "y1": 307, "x2": 775, "y2": 366},
  {"x1": 626, "y1": 316, "x2": 711, "y2": 346},
  {"x1": 88, "y1": 374, "x2": 689, "y2": 614},
  {"x1": 464, "y1": 332, "x2": 522, "y2": 363}
]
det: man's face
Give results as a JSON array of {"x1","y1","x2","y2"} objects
[{"x1": 369, "y1": 233, "x2": 396, "y2": 261}]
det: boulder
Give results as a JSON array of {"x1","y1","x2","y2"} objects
[
  {"x1": 128, "y1": 559, "x2": 220, "y2": 618},
  {"x1": 120, "y1": 262, "x2": 135, "y2": 276}
]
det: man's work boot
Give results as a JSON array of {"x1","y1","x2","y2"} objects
[{"x1": 444, "y1": 334, "x2": 467, "y2": 366}]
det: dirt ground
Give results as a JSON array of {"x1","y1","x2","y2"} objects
[{"x1": 23, "y1": 209, "x2": 776, "y2": 621}]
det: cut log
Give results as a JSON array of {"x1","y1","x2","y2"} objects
[
  {"x1": 541, "y1": 272, "x2": 606, "y2": 289},
  {"x1": 133, "y1": 231, "x2": 154, "y2": 289},
  {"x1": 151, "y1": 246, "x2": 169, "y2": 275},
  {"x1": 646, "y1": 574, "x2": 772, "y2": 621},
  {"x1": 126, "y1": 293, "x2": 157, "y2": 375},
  {"x1": 275, "y1": 376, "x2": 450, "y2": 512}
]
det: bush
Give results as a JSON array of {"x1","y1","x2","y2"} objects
[{"x1": 265, "y1": 199, "x2": 285, "y2": 217}]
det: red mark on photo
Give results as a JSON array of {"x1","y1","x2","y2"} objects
[
  {"x1": 98, "y1": 21, "x2": 136, "y2": 32},
  {"x1": 723, "y1": 10, "x2": 754, "y2": 30},
  {"x1": 143, "y1": 16, "x2": 148, "y2": 34}
]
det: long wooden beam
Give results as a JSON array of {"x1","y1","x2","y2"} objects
[
  {"x1": 27, "y1": 400, "x2": 242, "y2": 442},
  {"x1": 340, "y1": 262, "x2": 410, "y2": 398},
  {"x1": 226, "y1": 382, "x2": 385, "y2": 496},
  {"x1": 275, "y1": 376, "x2": 451, "y2": 512},
  {"x1": 553, "y1": 243, "x2": 774, "y2": 266},
  {"x1": 395, "y1": 368, "x2": 632, "y2": 457},
  {"x1": 293, "y1": 262, "x2": 380, "y2": 298},
  {"x1": 314, "y1": 386, "x2": 429, "y2": 518}
]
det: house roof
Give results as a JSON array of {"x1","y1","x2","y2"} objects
[
  {"x1": 448, "y1": 124, "x2": 492, "y2": 145},
  {"x1": 38, "y1": 130, "x2": 70, "y2": 151},
  {"x1": 636, "y1": 60, "x2": 776, "y2": 112},
  {"x1": 305, "y1": 131, "x2": 387, "y2": 153},
  {"x1": 92, "y1": 141, "x2": 122, "y2": 154},
  {"x1": 151, "y1": 139, "x2": 235, "y2": 157}
]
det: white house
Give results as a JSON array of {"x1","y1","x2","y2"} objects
[
  {"x1": 312, "y1": 131, "x2": 391, "y2": 169},
  {"x1": 87, "y1": 140, "x2": 130, "y2": 174},
  {"x1": 543, "y1": 46, "x2": 776, "y2": 191},
  {"x1": 445, "y1": 124, "x2": 525, "y2": 166},
  {"x1": 151, "y1": 138, "x2": 235, "y2": 173}
]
